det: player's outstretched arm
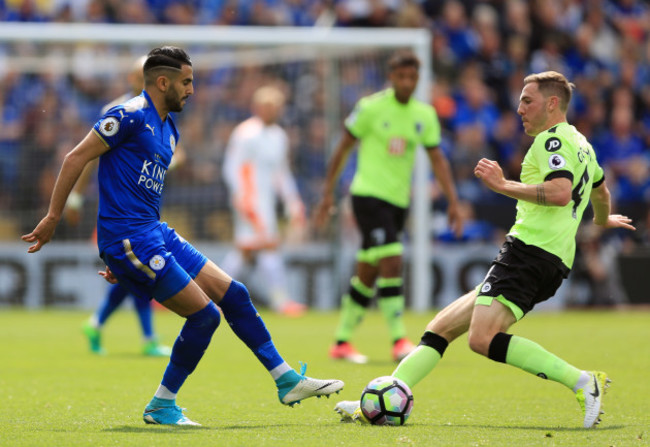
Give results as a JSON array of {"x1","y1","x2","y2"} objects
[
  {"x1": 64, "y1": 158, "x2": 99, "y2": 226},
  {"x1": 474, "y1": 158, "x2": 571, "y2": 206},
  {"x1": 22, "y1": 131, "x2": 110, "y2": 253},
  {"x1": 427, "y1": 146, "x2": 463, "y2": 237},
  {"x1": 590, "y1": 181, "x2": 636, "y2": 231},
  {"x1": 314, "y1": 130, "x2": 357, "y2": 229}
]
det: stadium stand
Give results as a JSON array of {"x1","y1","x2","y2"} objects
[{"x1": 1, "y1": 0, "x2": 648, "y2": 306}]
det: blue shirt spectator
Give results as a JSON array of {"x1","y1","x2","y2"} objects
[{"x1": 594, "y1": 107, "x2": 644, "y2": 171}]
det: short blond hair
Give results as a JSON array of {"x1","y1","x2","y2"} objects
[
  {"x1": 523, "y1": 71, "x2": 574, "y2": 112},
  {"x1": 252, "y1": 85, "x2": 285, "y2": 107}
]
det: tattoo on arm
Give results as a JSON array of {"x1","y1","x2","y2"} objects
[{"x1": 536, "y1": 184, "x2": 546, "y2": 205}]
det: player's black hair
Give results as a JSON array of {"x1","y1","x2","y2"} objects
[
  {"x1": 388, "y1": 50, "x2": 420, "y2": 72},
  {"x1": 143, "y1": 46, "x2": 192, "y2": 74}
]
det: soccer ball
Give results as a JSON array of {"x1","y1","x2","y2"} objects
[{"x1": 360, "y1": 376, "x2": 414, "y2": 426}]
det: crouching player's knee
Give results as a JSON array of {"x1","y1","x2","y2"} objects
[
  {"x1": 467, "y1": 329, "x2": 503, "y2": 358},
  {"x1": 468, "y1": 331, "x2": 513, "y2": 363}
]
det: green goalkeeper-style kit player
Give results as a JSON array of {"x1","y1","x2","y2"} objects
[
  {"x1": 334, "y1": 71, "x2": 635, "y2": 428},
  {"x1": 316, "y1": 50, "x2": 463, "y2": 365}
]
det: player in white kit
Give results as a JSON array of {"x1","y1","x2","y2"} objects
[{"x1": 221, "y1": 85, "x2": 307, "y2": 316}]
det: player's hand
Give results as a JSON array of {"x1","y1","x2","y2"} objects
[
  {"x1": 98, "y1": 266, "x2": 118, "y2": 284},
  {"x1": 314, "y1": 195, "x2": 336, "y2": 229},
  {"x1": 474, "y1": 158, "x2": 506, "y2": 193},
  {"x1": 597, "y1": 214, "x2": 636, "y2": 231},
  {"x1": 447, "y1": 201, "x2": 464, "y2": 239},
  {"x1": 21, "y1": 215, "x2": 58, "y2": 253}
]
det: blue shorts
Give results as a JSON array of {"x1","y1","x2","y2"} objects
[{"x1": 100, "y1": 222, "x2": 208, "y2": 303}]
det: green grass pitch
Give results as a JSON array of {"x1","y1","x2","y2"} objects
[{"x1": 1, "y1": 308, "x2": 648, "y2": 446}]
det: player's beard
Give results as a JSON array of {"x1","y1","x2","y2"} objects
[{"x1": 166, "y1": 89, "x2": 185, "y2": 113}]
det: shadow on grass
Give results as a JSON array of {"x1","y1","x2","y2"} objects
[
  {"x1": 219, "y1": 424, "x2": 305, "y2": 431},
  {"x1": 431, "y1": 423, "x2": 626, "y2": 432},
  {"x1": 103, "y1": 425, "x2": 211, "y2": 433},
  {"x1": 103, "y1": 423, "x2": 304, "y2": 433}
]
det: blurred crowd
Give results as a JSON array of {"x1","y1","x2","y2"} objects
[{"x1": 1, "y1": 0, "x2": 649, "y2": 306}]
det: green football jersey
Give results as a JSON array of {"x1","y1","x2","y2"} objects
[
  {"x1": 508, "y1": 122, "x2": 604, "y2": 269},
  {"x1": 345, "y1": 88, "x2": 441, "y2": 208}
]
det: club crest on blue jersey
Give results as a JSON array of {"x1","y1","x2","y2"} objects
[
  {"x1": 99, "y1": 117, "x2": 120, "y2": 137},
  {"x1": 170, "y1": 135, "x2": 176, "y2": 153},
  {"x1": 149, "y1": 255, "x2": 166, "y2": 271}
]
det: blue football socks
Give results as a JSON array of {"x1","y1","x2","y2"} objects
[
  {"x1": 219, "y1": 280, "x2": 285, "y2": 372},
  {"x1": 160, "y1": 301, "x2": 221, "y2": 393}
]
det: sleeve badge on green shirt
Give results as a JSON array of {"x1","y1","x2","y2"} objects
[
  {"x1": 545, "y1": 137, "x2": 562, "y2": 152},
  {"x1": 415, "y1": 122, "x2": 422, "y2": 134},
  {"x1": 548, "y1": 154, "x2": 566, "y2": 170}
]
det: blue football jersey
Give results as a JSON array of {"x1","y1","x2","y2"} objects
[{"x1": 92, "y1": 91, "x2": 179, "y2": 253}]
